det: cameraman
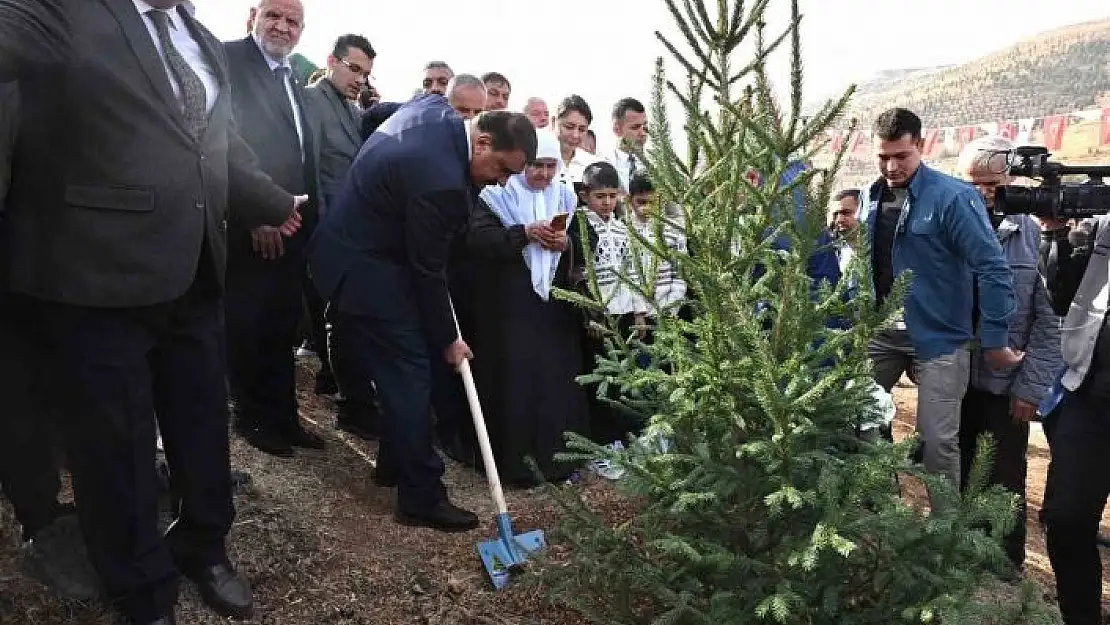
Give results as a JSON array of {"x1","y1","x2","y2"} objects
[
  {"x1": 1039, "y1": 205, "x2": 1110, "y2": 625},
  {"x1": 956, "y1": 136, "x2": 1061, "y2": 573}
]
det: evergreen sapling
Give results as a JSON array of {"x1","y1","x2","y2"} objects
[{"x1": 541, "y1": 0, "x2": 1059, "y2": 623}]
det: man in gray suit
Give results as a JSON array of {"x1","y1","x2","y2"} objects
[
  {"x1": 0, "y1": 2, "x2": 304, "y2": 624},
  {"x1": 305, "y1": 33, "x2": 375, "y2": 210},
  {"x1": 303, "y1": 32, "x2": 381, "y2": 438}
]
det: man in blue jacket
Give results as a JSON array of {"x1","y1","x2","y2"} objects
[
  {"x1": 309, "y1": 96, "x2": 537, "y2": 530},
  {"x1": 863, "y1": 108, "x2": 1019, "y2": 489}
]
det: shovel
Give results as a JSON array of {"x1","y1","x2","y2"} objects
[{"x1": 449, "y1": 303, "x2": 546, "y2": 590}]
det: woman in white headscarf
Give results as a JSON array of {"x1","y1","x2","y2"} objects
[{"x1": 461, "y1": 130, "x2": 591, "y2": 486}]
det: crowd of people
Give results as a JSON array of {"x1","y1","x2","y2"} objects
[{"x1": 0, "y1": 1, "x2": 1107, "y2": 625}]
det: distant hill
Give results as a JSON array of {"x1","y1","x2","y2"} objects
[
  {"x1": 806, "y1": 65, "x2": 953, "y2": 110},
  {"x1": 824, "y1": 19, "x2": 1110, "y2": 129}
]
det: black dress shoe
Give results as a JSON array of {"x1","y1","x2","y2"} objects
[
  {"x1": 22, "y1": 514, "x2": 101, "y2": 601},
  {"x1": 283, "y1": 422, "x2": 326, "y2": 449},
  {"x1": 395, "y1": 500, "x2": 480, "y2": 532},
  {"x1": 236, "y1": 424, "x2": 295, "y2": 458},
  {"x1": 183, "y1": 562, "x2": 253, "y2": 620}
]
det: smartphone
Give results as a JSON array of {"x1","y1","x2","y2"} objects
[{"x1": 550, "y1": 212, "x2": 569, "y2": 231}]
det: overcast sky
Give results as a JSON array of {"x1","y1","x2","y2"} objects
[{"x1": 195, "y1": 0, "x2": 1109, "y2": 152}]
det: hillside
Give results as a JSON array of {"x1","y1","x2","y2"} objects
[{"x1": 838, "y1": 19, "x2": 1110, "y2": 129}]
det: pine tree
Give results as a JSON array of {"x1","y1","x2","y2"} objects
[{"x1": 539, "y1": 1, "x2": 1060, "y2": 623}]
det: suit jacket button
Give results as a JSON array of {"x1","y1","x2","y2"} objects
[{"x1": 195, "y1": 201, "x2": 205, "y2": 210}]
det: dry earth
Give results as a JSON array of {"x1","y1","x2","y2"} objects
[{"x1": 1, "y1": 367, "x2": 1107, "y2": 624}]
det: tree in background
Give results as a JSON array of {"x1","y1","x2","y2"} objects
[{"x1": 541, "y1": 0, "x2": 1057, "y2": 623}]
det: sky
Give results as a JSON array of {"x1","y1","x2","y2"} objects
[{"x1": 196, "y1": 0, "x2": 1109, "y2": 154}]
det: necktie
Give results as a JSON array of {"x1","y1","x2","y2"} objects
[
  {"x1": 273, "y1": 67, "x2": 303, "y2": 155},
  {"x1": 628, "y1": 152, "x2": 638, "y2": 182},
  {"x1": 146, "y1": 10, "x2": 207, "y2": 140}
]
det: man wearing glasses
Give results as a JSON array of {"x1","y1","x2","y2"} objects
[
  {"x1": 304, "y1": 34, "x2": 381, "y2": 440},
  {"x1": 305, "y1": 34, "x2": 376, "y2": 212}
]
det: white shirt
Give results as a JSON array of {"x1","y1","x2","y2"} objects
[
  {"x1": 132, "y1": 0, "x2": 219, "y2": 115},
  {"x1": 464, "y1": 117, "x2": 474, "y2": 163},
  {"x1": 558, "y1": 148, "x2": 600, "y2": 187},
  {"x1": 602, "y1": 147, "x2": 641, "y2": 193},
  {"x1": 250, "y1": 33, "x2": 305, "y2": 156}
]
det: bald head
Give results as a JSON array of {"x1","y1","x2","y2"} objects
[
  {"x1": 448, "y1": 74, "x2": 486, "y2": 121},
  {"x1": 523, "y1": 97, "x2": 549, "y2": 129},
  {"x1": 250, "y1": 0, "x2": 304, "y2": 60}
]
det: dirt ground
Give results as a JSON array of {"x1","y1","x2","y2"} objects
[{"x1": 0, "y1": 367, "x2": 1106, "y2": 624}]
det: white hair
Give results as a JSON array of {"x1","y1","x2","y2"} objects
[{"x1": 956, "y1": 135, "x2": 1014, "y2": 175}]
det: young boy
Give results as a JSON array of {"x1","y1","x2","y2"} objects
[
  {"x1": 577, "y1": 162, "x2": 646, "y2": 478},
  {"x1": 579, "y1": 162, "x2": 640, "y2": 317},
  {"x1": 627, "y1": 173, "x2": 687, "y2": 317}
]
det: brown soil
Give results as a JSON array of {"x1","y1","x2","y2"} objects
[{"x1": 0, "y1": 367, "x2": 1104, "y2": 624}]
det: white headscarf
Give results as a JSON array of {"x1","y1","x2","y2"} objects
[{"x1": 480, "y1": 131, "x2": 575, "y2": 301}]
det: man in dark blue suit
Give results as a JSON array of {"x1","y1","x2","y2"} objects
[{"x1": 310, "y1": 96, "x2": 536, "y2": 530}]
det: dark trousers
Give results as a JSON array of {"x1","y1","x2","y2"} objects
[
  {"x1": 36, "y1": 282, "x2": 233, "y2": 622},
  {"x1": 957, "y1": 387, "x2": 1029, "y2": 569},
  {"x1": 225, "y1": 241, "x2": 305, "y2": 430},
  {"x1": 431, "y1": 356, "x2": 476, "y2": 465},
  {"x1": 0, "y1": 292, "x2": 63, "y2": 540},
  {"x1": 433, "y1": 264, "x2": 477, "y2": 463},
  {"x1": 1043, "y1": 390, "x2": 1110, "y2": 625},
  {"x1": 327, "y1": 301, "x2": 379, "y2": 424},
  {"x1": 301, "y1": 267, "x2": 330, "y2": 364},
  {"x1": 333, "y1": 310, "x2": 446, "y2": 512},
  {"x1": 584, "y1": 313, "x2": 646, "y2": 445}
]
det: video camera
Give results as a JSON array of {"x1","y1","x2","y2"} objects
[{"x1": 993, "y1": 146, "x2": 1110, "y2": 219}]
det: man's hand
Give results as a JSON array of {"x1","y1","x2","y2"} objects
[
  {"x1": 444, "y1": 338, "x2": 474, "y2": 368},
  {"x1": 279, "y1": 195, "x2": 308, "y2": 237},
  {"x1": 984, "y1": 347, "x2": 1024, "y2": 371},
  {"x1": 251, "y1": 226, "x2": 285, "y2": 260},
  {"x1": 1011, "y1": 396, "x2": 1037, "y2": 423}
]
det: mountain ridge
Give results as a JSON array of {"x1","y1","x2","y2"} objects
[{"x1": 809, "y1": 18, "x2": 1110, "y2": 128}]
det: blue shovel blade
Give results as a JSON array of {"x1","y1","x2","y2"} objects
[{"x1": 478, "y1": 528, "x2": 546, "y2": 590}]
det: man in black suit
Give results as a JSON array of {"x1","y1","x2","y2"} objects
[
  {"x1": 0, "y1": 79, "x2": 99, "y2": 601},
  {"x1": 0, "y1": 2, "x2": 304, "y2": 624},
  {"x1": 309, "y1": 100, "x2": 537, "y2": 531},
  {"x1": 223, "y1": 0, "x2": 326, "y2": 457},
  {"x1": 303, "y1": 32, "x2": 382, "y2": 439}
]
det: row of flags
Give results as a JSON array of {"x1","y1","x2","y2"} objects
[{"x1": 823, "y1": 107, "x2": 1110, "y2": 158}]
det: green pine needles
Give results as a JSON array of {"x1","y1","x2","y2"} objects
[{"x1": 540, "y1": 1, "x2": 1059, "y2": 623}]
